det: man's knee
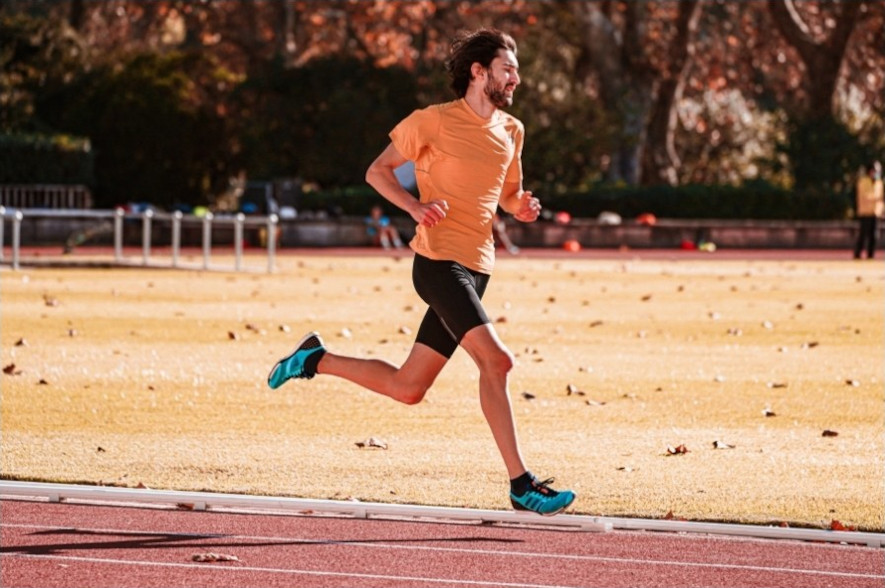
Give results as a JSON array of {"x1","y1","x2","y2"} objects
[
  {"x1": 476, "y1": 346, "x2": 514, "y2": 377},
  {"x1": 399, "y1": 381, "x2": 430, "y2": 405}
]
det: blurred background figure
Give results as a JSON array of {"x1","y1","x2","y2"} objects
[
  {"x1": 853, "y1": 161, "x2": 884, "y2": 259},
  {"x1": 366, "y1": 205, "x2": 403, "y2": 249},
  {"x1": 493, "y1": 213, "x2": 520, "y2": 255}
]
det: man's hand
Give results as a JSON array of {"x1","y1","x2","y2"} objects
[
  {"x1": 513, "y1": 191, "x2": 541, "y2": 222},
  {"x1": 412, "y1": 199, "x2": 449, "y2": 227}
]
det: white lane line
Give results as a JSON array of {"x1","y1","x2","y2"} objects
[
  {"x1": 1, "y1": 554, "x2": 574, "y2": 588},
  {"x1": 2, "y1": 522, "x2": 882, "y2": 581}
]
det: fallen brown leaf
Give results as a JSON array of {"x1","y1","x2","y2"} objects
[
  {"x1": 521, "y1": 391, "x2": 536, "y2": 400},
  {"x1": 712, "y1": 440, "x2": 735, "y2": 449},
  {"x1": 666, "y1": 444, "x2": 689, "y2": 455},
  {"x1": 822, "y1": 430, "x2": 839, "y2": 437},
  {"x1": 355, "y1": 437, "x2": 388, "y2": 450}
]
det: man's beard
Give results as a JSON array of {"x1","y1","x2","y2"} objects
[{"x1": 485, "y1": 79, "x2": 513, "y2": 109}]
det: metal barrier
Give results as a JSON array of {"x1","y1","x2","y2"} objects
[{"x1": 0, "y1": 206, "x2": 278, "y2": 273}]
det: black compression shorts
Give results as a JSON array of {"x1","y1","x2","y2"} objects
[{"x1": 411, "y1": 253, "x2": 491, "y2": 358}]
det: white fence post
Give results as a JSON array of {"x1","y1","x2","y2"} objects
[
  {"x1": 202, "y1": 212, "x2": 213, "y2": 270},
  {"x1": 141, "y1": 209, "x2": 153, "y2": 266},
  {"x1": 172, "y1": 211, "x2": 182, "y2": 268},
  {"x1": 267, "y1": 214, "x2": 278, "y2": 274},
  {"x1": 0, "y1": 206, "x2": 5, "y2": 263},
  {"x1": 234, "y1": 213, "x2": 245, "y2": 272},
  {"x1": 12, "y1": 210, "x2": 23, "y2": 270},
  {"x1": 114, "y1": 208, "x2": 124, "y2": 262}
]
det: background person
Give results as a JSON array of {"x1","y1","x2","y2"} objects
[
  {"x1": 365, "y1": 204, "x2": 404, "y2": 249},
  {"x1": 854, "y1": 160, "x2": 884, "y2": 259}
]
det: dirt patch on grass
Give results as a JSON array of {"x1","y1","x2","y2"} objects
[{"x1": 2, "y1": 253, "x2": 883, "y2": 531}]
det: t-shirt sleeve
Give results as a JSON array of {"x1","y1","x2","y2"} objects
[{"x1": 389, "y1": 107, "x2": 438, "y2": 162}]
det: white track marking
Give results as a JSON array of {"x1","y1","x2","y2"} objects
[{"x1": 2, "y1": 522, "x2": 882, "y2": 581}]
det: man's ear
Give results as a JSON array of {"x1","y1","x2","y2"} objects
[{"x1": 470, "y1": 62, "x2": 486, "y2": 81}]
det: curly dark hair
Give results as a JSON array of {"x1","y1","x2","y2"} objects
[{"x1": 445, "y1": 29, "x2": 518, "y2": 98}]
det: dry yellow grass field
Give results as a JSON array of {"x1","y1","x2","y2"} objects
[{"x1": 2, "y1": 252, "x2": 883, "y2": 531}]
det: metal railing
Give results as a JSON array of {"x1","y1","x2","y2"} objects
[
  {"x1": 0, "y1": 206, "x2": 279, "y2": 273},
  {"x1": 0, "y1": 184, "x2": 93, "y2": 209}
]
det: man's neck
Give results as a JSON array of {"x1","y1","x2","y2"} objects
[{"x1": 463, "y1": 90, "x2": 496, "y2": 120}]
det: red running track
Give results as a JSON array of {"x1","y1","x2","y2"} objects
[{"x1": 1, "y1": 499, "x2": 882, "y2": 588}]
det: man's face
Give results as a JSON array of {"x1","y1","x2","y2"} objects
[{"x1": 483, "y1": 49, "x2": 520, "y2": 108}]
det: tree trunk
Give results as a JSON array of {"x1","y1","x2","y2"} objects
[
  {"x1": 640, "y1": 0, "x2": 703, "y2": 186},
  {"x1": 766, "y1": 0, "x2": 862, "y2": 118}
]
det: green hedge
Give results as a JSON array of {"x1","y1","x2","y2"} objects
[
  {"x1": 299, "y1": 182, "x2": 853, "y2": 221},
  {"x1": 0, "y1": 133, "x2": 94, "y2": 185}
]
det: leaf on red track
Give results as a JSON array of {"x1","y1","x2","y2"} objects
[{"x1": 192, "y1": 553, "x2": 239, "y2": 562}]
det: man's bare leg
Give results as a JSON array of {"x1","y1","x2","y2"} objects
[
  {"x1": 458, "y1": 323, "x2": 527, "y2": 479},
  {"x1": 316, "y1": 342, "x2": 448, "y2": 405}
]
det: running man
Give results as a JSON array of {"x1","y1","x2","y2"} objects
[{"x1": 268, "y1": 29, "x2": 575, "y2": 516}]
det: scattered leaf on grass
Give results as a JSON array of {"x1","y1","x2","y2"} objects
[
  {"x1": 712, "y1": 440, "x2": 735, "y2": 449},
  {"x1": 727, "y1": 328, "x2": 742, "y2": 336},
  {"x1": 830, "y1": 519, "x2": 856, "y2": 532},
  {"x1": 640, "y1": 294, "x2": 652, "y2": 302},
  {"x1": 3, "y1": 363, "x2": 21, "y2": 375},
  {"x1": 495, "y1": 316, "x2": 508, "y2": 323},
  {"x1": 521, "y1": 391, "x2": 536, "y2": 400},
  {"x1": 398, "y1": 326, "x2": 412, "y2": 335},
  {"x1": 14, "y1": 338, "x2": 27, "y2": 347},
  {"x1": 801, "y1": 341, "x2": 819, "y2": 349},
  {"x1": 38, "y1": 378, "x2": 48, "y2": 385},
  {"x1": 192, "y1": 553, "x2": 239, "y2": 562},
  {"x1": 278, "y1": 324, "x2": 291, "y2": 333},
  {"x1": 355, "y1": 437, "x2": 388, "y2": 450},
  {"x1": 227, "y1": 331, "x2": 239, "y2": 341},
  {"x1": 822, "y1": 430, "x2": 839, "y2": 437},
  {"x1": 589, "y1": 320, "x2": 603, "y2": 328},
  {"x1": 43, "y1": 295, "x2": 59, "y2": 307},
  {"x1": 767, "y1": 381, "x2": 787, "y2": 389},
  {"x1": 666, "y1": 444, "x2": 689, "y2": 455},
  {"x1": 663, "y1": 510, "x2": 686, "y2": 521},
  {"x1": 566, "y1": 384, "x2": 585, "y2": 396},
  {"x1": 96, "y1": 446, "x2": 106, "y2": 453},
  {"x1": 845, "y1": 379, "x2": 859, "y2": 387},
  {"x1": 585, "y1": 399, "x2": 606, "y2": 406},
  {"x1": 763, "y1": 408, "x2": 777, "y2": 417}
]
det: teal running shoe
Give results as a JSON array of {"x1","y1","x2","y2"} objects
[
  {"x1": 510, "y1": 477, "x2": 576, "y2": 516},
  {"x1": 267, "y1": 332, "x2": 326, "y2": 389}
]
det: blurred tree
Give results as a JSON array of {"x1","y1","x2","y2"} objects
[
  {"x1": 567, "y1": 1, "x2": 703, "y2": 186},
  {"x1": 40, "y1": 51, "x2": 232, "y2": 209},
  {"x1": 231, "y1": 55, "x2": 418, "y2": 187}
]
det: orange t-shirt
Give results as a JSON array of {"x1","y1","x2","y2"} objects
[{"x1": 390, "y1": 99, "x2": 524, "y2": 274}]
